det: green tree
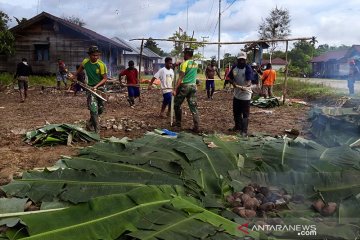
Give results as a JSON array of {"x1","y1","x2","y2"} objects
[
  {"x1": 221, "y1": 53, "x2": 236, "y2": 68},
  {"x1": 62, "y1": 15, "x2": 85, "y2": 27},
  {"x1": 144, "y1": 38, "x2": 166, "y2": 56},
  {"x1": 0, "y1": 10, "x2": 15, "y2": 55},
  {"x1": 168, "y1": 30, "x2": 204, "y2": 60},
  {"x1": 262, "y1": 50, "x2": 286, "y2": 60},
  {"x1": 258, "y1": 6, "x2": 291, "y2": 62},
  {"x1": 288, "y1": 40, "x2": 315, "y2": 76}
]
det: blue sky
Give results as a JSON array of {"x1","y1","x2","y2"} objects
[{"x1": 1, "y1": 0, "x2": 359, "y2": 58}]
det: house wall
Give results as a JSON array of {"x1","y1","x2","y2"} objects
[
  {"x1": 1, "y1": 18, "x2": 123, "y2": 76},
  {"x1": 123, "y1": 54, "x2": 157, "y2": 74},
  {"x1": 272, "y1": 64, "x2": 285, "y2": 71},
  {"x1": 1, "y1": 19, "x2": 91, "y2": 74}
]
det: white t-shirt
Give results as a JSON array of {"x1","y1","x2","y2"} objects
[{"x1": 154, "y1": 67, "x2": 174, "y2": 93}]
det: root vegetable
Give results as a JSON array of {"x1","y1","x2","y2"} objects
[
  {"x1": 260, "y1": 202, "x2": 275, "y2": 211},
  {"x1": 240, "y1": 193, "x2": 251, "y2": 203},
  {"x1": 226, "y1": 195, "x2": 235, "y2": 204},
  {"x1": 242, "y1": 186, "x2": 254, "y2": 194},
  {"x1": 243, "y1": 197, "x2": 260, "y2": 210},
  {"x1": 232, "y1": 192, "x2": 243, "y2": 199},
  {"x1": 259, "y1": 187, "x2": 270, "y2": 197},
  {"x1": 312, "y1": 199, "x2": 325, "y2": 213},
  {"x1": 255, "y1": 193, "x2": 265, "y2": 203},
  {"x1": 233, "y1": 207, "x2": 257, "y2": 218},
  {"x1": 321, "y1": 202, "x2": 337, "y2": 216}
]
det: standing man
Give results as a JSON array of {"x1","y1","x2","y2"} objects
[
  {"x1": 56, "y1": 59, "x2": 68, "y2": 90},
  {"x1": 223, "y1": 65, "x2": 231, "y2": 90},
  {"x1": 348, "y1": 59, "x2": 359, "y2": 96},
  {"x1": 261, "y1": 63, "x2": 276, "y2": 98},
  {"x1": 228, "y1": 51, "x2": 253, "y2": 137},
  {"x1": 205, "y1": 59, "x2": 222, "y2": 99},
  {"x1": 173, "y1": 48, "x2": 199, "y2": 132},
  {"x1": 148, "y1": 57, "x2": 174, "y2": 117},
  {"x1": 120, "y1": 60, "x2": 140, "y2": 107},
  {"x1": 14, "y1": 58, "x2": 32, "y2": 103},
  {"x1": 72, "y1": 46, "x2": 107, "y2": 133}
]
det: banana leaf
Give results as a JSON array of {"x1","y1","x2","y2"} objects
[
  {"x1": 7, "y1": 186, "x2": 247, "y2": 240},
  {"x1": 24, "y1": 124, "x2": 99, "y2": 146},
  {"x1": 2, "y1": 131, "x2": 360, "y2": 239},
  {"x1": 251, "y1": 97, "x2": 280, "y2": 108}
]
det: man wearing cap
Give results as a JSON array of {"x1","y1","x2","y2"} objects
[
  {"x1": 72, "y1": 46, "x2": 108, "y2": 133},
  {"x1": 14, "y1": 58, "x2": 32, "y2": 103},
  {"x1": 227, "y1": 51, "x2": 253, "y2": 136},
  {"x1": 173, "y1": 48, "x2": 200, "y2": 132}
]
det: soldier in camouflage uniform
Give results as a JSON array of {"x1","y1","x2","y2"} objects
[
  {"x1": 173, "y1": 48, "x2": 199, "y2": 132},
  {"x1": 72, "y1": 46, "x2": 108, "y2": 133}
]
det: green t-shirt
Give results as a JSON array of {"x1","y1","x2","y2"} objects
[
  {"x1": 81, "y1": 58, "x2": 107, "y2": 86},
  {"x1": 180, "y1": 60, "x2": 198, "y2": 84}
]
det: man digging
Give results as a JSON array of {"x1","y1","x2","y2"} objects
[
  {"x1": 173, "y1": 48, "x2": 200, "y2": 133},
  {"x1": 71, "y1": 46, "x2": 108, "y2": 133}
]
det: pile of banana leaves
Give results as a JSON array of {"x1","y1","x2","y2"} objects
[
  {"x1": 1, "y1": 130, "x2": 359, "y2": 239},
  {"x1": 24, "y1": 124, "x2": 100, "y2": 146},
  {"x1": 251, "y1": 97, "x2": 280, "y2": 108},
  {"x1": 309, "y1": 106, "x2": 360, "y2": 147}
]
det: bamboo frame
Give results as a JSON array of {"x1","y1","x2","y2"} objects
[
  {"x1": 130, "y1": 37, "x2": 314, "y2": 45},
  {"x1": 130, "y1": 36, "x2": 316, "y2": 104}
]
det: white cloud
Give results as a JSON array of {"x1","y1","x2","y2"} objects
[{"x1": 1, "y1": 0, "x2": 359, "y2": 58}]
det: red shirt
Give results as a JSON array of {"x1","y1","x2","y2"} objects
[
  {"x1": 224, "y1": 67, "x2": 230, "y2": 80},
  {"x1": 120, "y1": 68, "x2": 138, "y2": 85}
]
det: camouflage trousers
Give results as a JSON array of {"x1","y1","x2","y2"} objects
[
  {"x1": 87, "y1": 91, "x2": 104, "y2": 133},
  {"x1": 174, "y1": 84, "x2": 199, "y2": 129}
]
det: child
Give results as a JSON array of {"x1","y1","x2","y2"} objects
[{"x1": 148, "y1": 57, "x2": 174, "y2": 117}]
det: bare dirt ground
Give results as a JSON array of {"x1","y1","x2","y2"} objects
[{"x1": 0, "y1": 87, "x2": 310, "y2": 185}]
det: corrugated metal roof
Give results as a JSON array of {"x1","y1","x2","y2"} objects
[
  {"x1": 112, "y1": 37, "x2": 162, "y2": 59},
  {"x1": 10, "y1": 12, "x2": 132, "y2": 52},
  {"x1": 262, "y1": 58, "x2": 287, "y2": 65},
  {"x1": 311, "y1": 49, "x2": 348, "y2": 63}
]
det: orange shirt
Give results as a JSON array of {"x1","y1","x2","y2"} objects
[{"x1": 262, "y1": 69, "x2": 276, "y2": 86}]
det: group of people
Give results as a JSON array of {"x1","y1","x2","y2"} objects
[{"x1": 14, "y1": 45, "x2": 279, "y2": 136}]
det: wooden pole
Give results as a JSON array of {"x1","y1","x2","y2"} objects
[
  {"x1": 130, "y1": 36, "x2": 315, "y2": 45},
  {"x1": 138, "y1": 40, "x2": 144, "y2": 102},
  {"x1": 282, "y1": 41, "x2": 289, "y2": 105},
  {"x1": 170, "y1": 64, "x2": 177, "y2": 126},
  {"x1": 138, "y1": 39, "x2": 144, "y2": 81}
]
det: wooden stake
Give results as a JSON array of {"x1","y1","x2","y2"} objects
[
  {"x1": 138, "y1": 39, "x2": 144, "y2": 102},
  {"x1": 282, "y1": 41, "x2": 289, "y2": 105}
]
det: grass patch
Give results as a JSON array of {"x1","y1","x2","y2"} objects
[
  {"x1": 0, "y1": 73, "x2": 56, "y2": 87},
  {"x1": 273, "y1": 77, "x2": 339, "y2": 101}
]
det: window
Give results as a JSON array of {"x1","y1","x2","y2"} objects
[{"x1": 34, "y1": 44, "x2": 49, "y2": 61}]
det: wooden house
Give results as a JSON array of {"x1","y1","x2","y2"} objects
[
  {"x1": 261, "y1": 58, "x2": 287, "y2": 71},
  {"x1": 311, "y1": 45, "x2": 360, "y2": 78},
  {"x1": 0, "y1": 11, "x2": 132, "y2": 76}
]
